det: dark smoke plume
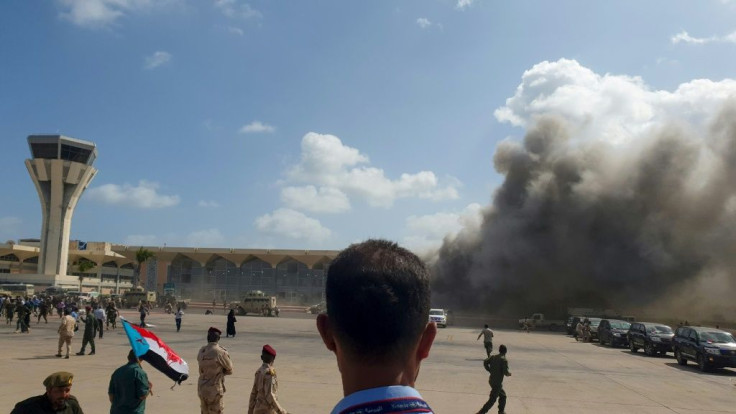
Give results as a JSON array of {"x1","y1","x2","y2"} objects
[{"x1": 432, "y1": 104, "x2": 736, "y2": 318}]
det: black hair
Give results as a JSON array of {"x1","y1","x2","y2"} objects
[
  {"x1": 127, "y1": 350, "x2": 138, "y2": 362},
  {"x1": 207, "y1": 331, "x2": 220, "y2": 343},
  {"x1": 499, "y1": 344, "x2": 507, "y2": 354},
  {"x1": 260, "y1": 352, "x2": 275, "y2": 364},
  {"x1": 325, "y1": 239, "x2": 431, "y2": 363}
]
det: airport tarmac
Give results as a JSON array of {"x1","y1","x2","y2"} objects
[{"x1": 1, "y1": 310, "x2": 735, "y2": 413}]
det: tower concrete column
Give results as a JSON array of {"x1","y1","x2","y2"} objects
[{"x1": 24, "y1": 135, "x2": 97, "y2": 284}]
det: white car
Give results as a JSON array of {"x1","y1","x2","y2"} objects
[{"x1": 429, "y1": 308, "x2": 448, "y2": 328}]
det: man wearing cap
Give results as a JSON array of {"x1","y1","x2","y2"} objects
[
  {"x1": 316, "y1": 239, "x2": 437, "y2": 414},
  {"x1": 476, "y1": 344, "x2": 511, "y2": 414},
  {"x1": 11, "y1": 371, "x2": 84, "y2": 413},
  {"x1": 248, "y1": 345, "x2": 288, "y2": 414},
  {"x1": 197, "y1": 327, "x2": 234, "y2": 414},
  {"x1": 109, "y1": 350, "x2": 151, "y2": 414},
  {"x1": 56, "y1": 308, "x2": 76, "y2": 359},
  {"x1": 76, "y1": 306, "x2": 97, "y2": 356}
]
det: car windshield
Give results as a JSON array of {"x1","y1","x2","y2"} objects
[
  {"x1": 587, "y1": 318, "x2": 601, "y2": 326},
  {"x1": 429, "y1": 310, "x2": 444, "y2": 316},
  {"x1": 647, "y1": 325, "x2": 673, "y2": 334},
  {"x1": 610, "y1": 321, "x2": 630, "y2": 329},
  {"x1": 700, "y1": 331, "x2": 735, "y2": 344}
]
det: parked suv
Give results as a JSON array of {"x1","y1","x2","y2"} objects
[
  {"x1": 628, "y1": 322, "x2": 674, "y2": 356},
  {"x1": 429, "y1": 308, "x2": 448, "y2": 328},
  {"x1": 672, "y1": 326, "x2": 736, "y2": 372},
  {"x1": 598, "y1": 319, "x2": 631, "y2": 347}
]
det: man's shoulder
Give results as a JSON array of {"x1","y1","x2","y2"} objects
[{"x1": 13, "y1": 394, "x2": 46, "y2": 410}]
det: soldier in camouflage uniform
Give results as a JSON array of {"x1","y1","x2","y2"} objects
[
  {"x1": 197, "y1": 327, "x2": 234, "y2": 414},
  {"x1": 248, "y1": 344, "x2": 287, "y2": 414}
]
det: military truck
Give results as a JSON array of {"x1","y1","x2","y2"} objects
[
  {"x1": 122, "y1": 287, "x2": 157, "y2": 308},
  {"x1": 236, "y1": 290, "x2": 277, "y2": 316}
]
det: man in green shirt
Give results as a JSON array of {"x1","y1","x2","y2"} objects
[
  {"x1": 12, "y1": 371, "x2": 84, "y2": 413},
  {"x1": 476, "y1": 344, "x2": 511, "y2": 414},
  {"x1": 108, "y1": 350, "x2": 151, "y2": 413}
]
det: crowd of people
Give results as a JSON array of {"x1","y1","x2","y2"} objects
[{"x1": 7, "y1": 239, "x2": 515, "y2": 413}]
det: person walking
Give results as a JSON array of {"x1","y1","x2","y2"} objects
[
  {"x1": 477, "y1": 324, "x2": 494, "y2": 357},
  {"x1": 76, "y1": 307, "x2": 96, "y2": 356},
  {"x1": 226, "y1": 309, "x2": 237, "y2": 338},
  {"x1": 11, "y1": 371, "x2": 84, "y2": 414},
  {"x1": 108, "y1": 350, "x2": 151, "y2": 414},
  {"x1": 197, "y1": 327, "x2": 234, "y2": 414},
  {"x1": 248, "y1": 344, "x2": 287, "y2": 414},
  {"x1": 94, "y1": 305, "x2": 105, "y2": 339},
  {"x1": 106, "y1": 303, "x2": 118, "y2": 330},
  {"x1": 175, "y1": 307, "x2": 184, "y2": 332},
  {"x1": 56, "y1": 309, "x2": 76, "y2": 359},
  {"x1": 476, "y1": 344, "x2": 511, "y2": 414},
  {"x1": 38, "y1": 300, "x2": 49, "y2": 324},
  {"x1": 138, "y1": 304, "x2": 148, "y2": 328}
]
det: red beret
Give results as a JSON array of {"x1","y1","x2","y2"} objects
[
  {"x1": 262, "y1": 344, "x2": 276, "y2": 357},
  {"x1": 208, "y1": 327, "x2": 221, "y2": 335}
]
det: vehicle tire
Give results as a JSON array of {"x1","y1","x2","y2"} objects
[
  {"x1": 675, "y1": 349, "x2": 687, "y2": 366},
  {"x1": 697, "y1": 354, "x2": 709, "y2": 372},
  {"x1": 629, "y1": 341, "x2": 638, "y2": 353},
  {"x1": 645, "y1": 343, "x2": 655, "y2": 357}
]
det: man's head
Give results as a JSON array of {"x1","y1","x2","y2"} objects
[
  {"x1": 317, "y1": 239, "x2": 435, "y2": 366},
  {"x1": 498, "y1": 345, "x2": 507, "y2": 355},
  {"x1": 127, "y1": 350, "x2": 139, "y2": 363},
  {"x1": 484, "y1": 324, "x2": 489, "y2": 328},
  {"x1": 63, "y1": 308, "x2": 71, "y2": 316},
  {"x1": 43, "y1": 372, "x2": 73, "y2": 409},
  {"x1": 207, "y1": 327, "x2": 221, "y2": 343},
  {"x1": 261, "y1": 344, "x2": 276, "y2": 364}
]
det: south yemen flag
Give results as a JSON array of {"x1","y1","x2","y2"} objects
[{"x1": 122, "y1": 318, "x2": 189, "y2": 384}]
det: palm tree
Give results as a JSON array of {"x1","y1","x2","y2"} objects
[
  {"x1": 134, "y1": 247, "x2": 155, "y2": 289},
  {"x1": 76, "y1": 259, "x2": 95, "y2": 292}
]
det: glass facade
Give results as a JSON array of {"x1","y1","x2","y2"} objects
[{"x1": 167, "y1": 254, "x2": 327, "y2": 304}]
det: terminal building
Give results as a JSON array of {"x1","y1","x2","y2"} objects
[{"x1": 0, "y1": 240, "x2": 339, "y2": 305}]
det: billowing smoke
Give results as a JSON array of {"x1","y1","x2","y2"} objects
[{"x1": 431, "y1": 59, "x2": 736, "y2": 319}]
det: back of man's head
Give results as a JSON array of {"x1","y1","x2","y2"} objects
[
  {"x1": 499, "y1": 344, "x2": 507, "y2": 354},
  {"x1": 325, "y1": 239, "x2": 431, "y2": 363}
]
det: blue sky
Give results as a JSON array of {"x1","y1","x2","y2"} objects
[{"x1": 2, "y1": 0, "x2": 736, "y2": 252}]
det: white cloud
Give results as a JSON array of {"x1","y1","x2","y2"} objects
[
  {"x1": 671, "y1": 30, "x2": 736, "y2": 45},
  {"x1": 239, "y1": 121, "x2": 275, "y2": 134},
  {"x1": 56, "y1": 0, "x2": 173, "y2": 29},
  {"x1": 285, "y1": 132, "x2": 459, "y2": 208},
  {"x1": 198, "y1": 200, "x2": 220, "y2": 208},
  {"x1": 456, "y1": 0, "x2": 475, "y2": 10},
  {"x1": 254, "y1": 208, "x2": 331, "y2": 242},
  {"x1": 280, "y1": 186, "x2": 350, "y2": 213},
  {"x1": 123, "y1": 234, "x2": 158, "y2": 246},
  {"x1": 144, "y1": 51, "x2": 172, "y2": 70},
  {"x1": 0, "y1": 216, "x2": 22, "y2": 242},
  {"x1": 416, "y1": 18, "x2": 431, "y2": 29},
  {"x1": 402, "y1": 203, "x2": 483, "y2": 253},
  {"x1": 215, "y1": 0, "x2": 262, "y2": 19},
  {"x1": 493, "y1": 58, "x2": 736, "y2": 144},
  {"x1": 185, "y1": 228, "x2": 225, "y2": 247},
  {"x1": 227, "y1": 26, "x2": 244, "y2": 36},
  {"x1": 87, "y1": 180, "x2": 181, "y2": 208}
]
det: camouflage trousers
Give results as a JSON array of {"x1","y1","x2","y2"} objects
[{"x1": 199, "y1": 391, "x2": 223, "y2": 414}]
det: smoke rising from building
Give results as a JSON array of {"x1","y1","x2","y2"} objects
[{"x1": 431, "y1": 60, "x2": 736, "y2": 318}]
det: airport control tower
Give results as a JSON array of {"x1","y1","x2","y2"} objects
[{"x1": 25, "y1": 135, "x2": 97, "y2": 281}]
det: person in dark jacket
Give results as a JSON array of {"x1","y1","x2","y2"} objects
[
  {"x1": 226, "y1": 308, "x2": 237, "y2": 338},
  {"x1": 11, "y1": 371, "x2": 84, "y2": 414}
]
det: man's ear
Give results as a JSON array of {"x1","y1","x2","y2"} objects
[
  {"x1": 416, "y1": 322, "x2": 437, "y2": 361},
  {"x1": 316, "y1": 313, "x2": 337, "y2": 352}
]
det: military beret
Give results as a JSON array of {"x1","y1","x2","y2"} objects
[
  {"x1": 43, "y1": 372, "x2": 74, "y2": 388},
  {"x1": 262, "y1": 344, "x2": 276, "y2": 357},
  {"x1": 208, "y1": 327, "x2": 221, "y2": 335}
]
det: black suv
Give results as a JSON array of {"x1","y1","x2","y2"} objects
[
  {"x1": 672, "y1": 326, "x2": 736, "y2": 372},
  {"x1": 598, "y1": 319, "x2": 631, "y2": 347},
  {"x1": 628, "y1": 322, "x2": 674, "y2": 356}
]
